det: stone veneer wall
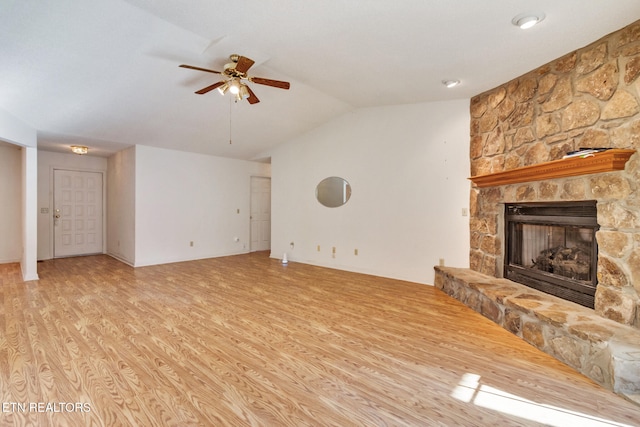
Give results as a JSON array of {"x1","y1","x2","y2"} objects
[{"x1": 469, "y1": 20, "x2": 640, "y2": 329}]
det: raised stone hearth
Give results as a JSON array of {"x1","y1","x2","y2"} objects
[{"x1": 434, "y1": 266, "x2": 640, "y2": 404}]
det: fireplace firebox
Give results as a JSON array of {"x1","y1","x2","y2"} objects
[{"x1": 504, "y1": 201, "x2": 599, "y2": 308}]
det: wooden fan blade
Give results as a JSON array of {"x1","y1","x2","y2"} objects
[
  {"x1": 179, "y1": 64, "x2": 221, "y2": 74},
  {"x1": 195, "y1": 81, "x2": 224, "y2": 94},
  {"x1": 235, "y1": 56, "x2": 255, "y2": 74},
  {"x1": 246, "y1": 85, "x2": 260, "y2": 104},
  {"x1": 251, "y1": 77, "x2": 290, "y2": 90}
]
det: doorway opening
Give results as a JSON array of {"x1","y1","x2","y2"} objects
[{"x1": 250, "y1": 176, "x2": 271, "y2": 252}]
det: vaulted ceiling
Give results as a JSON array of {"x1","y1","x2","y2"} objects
[{"x1": 1, "y1": 1, "x2": 639, "y2": 160}]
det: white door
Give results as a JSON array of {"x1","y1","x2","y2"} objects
[
  {"x1": 54, "y1": 169, "x2": 103, "y2": 257},
  {"x1": 250, "y1": 177, "x2": 271, "y2": 252}
]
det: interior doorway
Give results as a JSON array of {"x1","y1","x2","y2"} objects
[
  {"x1": 250, "y1": 176, "x2": 271, "y2": 252},
  {"x1": 53, "y1": 169, "x2": 104, "y2": 258}
]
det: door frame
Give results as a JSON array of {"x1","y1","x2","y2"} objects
[{"x1": 50, "y1": 166, "x2": 107, "y2": 259}]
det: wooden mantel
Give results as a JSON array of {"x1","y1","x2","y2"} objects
[{"x1": 469, "y1": 149, "x2": 636, "y2": 188}]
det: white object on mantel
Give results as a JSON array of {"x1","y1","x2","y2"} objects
[{"x1": 282, "y1": 253, "x2": 288, "y2": 264}]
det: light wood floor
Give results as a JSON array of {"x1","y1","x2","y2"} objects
[{"x1": 1, "y1": 253, "x2": 638, "y2": 426}]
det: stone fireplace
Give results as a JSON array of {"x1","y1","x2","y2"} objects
[
  {"x1": 435, "y1": 20, "x2": 640, "y2": 403},
  {"x1": 469, "y1": 21, "x2": 640, "y2": 329}
]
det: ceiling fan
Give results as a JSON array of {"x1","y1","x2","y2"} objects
[{"x1": 179, "y1": 54, "x2": 290, "y2": 104}]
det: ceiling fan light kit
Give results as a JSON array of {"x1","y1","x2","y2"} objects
[
  {"x1": 238, "y1": 84, "x2": 250, "y2": 100},
  {"x1": 228, "y1": 79, "x2": 241, "y2": 95},
  {"x1": 217, "y1": 82, "x2": 229, "y2": 95},
  {"x1": 179, "y1": 54, "x2": 290, "y2": 105}
]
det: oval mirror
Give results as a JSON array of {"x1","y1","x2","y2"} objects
[{"x1": 316, "y1": 177, "x2": 352, "y2": 208}]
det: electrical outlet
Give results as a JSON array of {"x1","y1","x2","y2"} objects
[
  {"x1": 290, "y1": 242, "x2": 295, "y2": 249},
  {"x1": 462, "y1": 208, "x2": 468, "y2": 217},
  {"x1": 317, "y1": 245, "x2": 321, "y2": 252},
  {"x1": 439, "y1": 258, "x2": 445, "y2": 266},
  {"x1": 354, "y1": 249, "x2": 358, "y2": 256}
]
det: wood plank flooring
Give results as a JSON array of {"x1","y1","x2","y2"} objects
[{"x1": 1, "y1": 252, "x2": 639, "y2": 426}]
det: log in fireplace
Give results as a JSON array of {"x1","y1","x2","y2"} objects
[{"x1": 504, "y1": 201, "x2": 599, "y2": 308}]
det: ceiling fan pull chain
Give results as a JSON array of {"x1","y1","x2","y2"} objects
[{"x1": 229, "y1": 97, "x2": 233, "y2": 145}]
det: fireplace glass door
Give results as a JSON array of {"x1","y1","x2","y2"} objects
[{"x1": 505, "y1": 201, "x2": 598, "y2": 308}]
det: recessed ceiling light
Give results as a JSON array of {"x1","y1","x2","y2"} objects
[
  {"x1": 512, "y1": 12, "x2": 545, "y2": 29},
  {"x1": 442, "y1": 80, "x2": 460, "y2": 88}
]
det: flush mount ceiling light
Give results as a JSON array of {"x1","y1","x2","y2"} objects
[
  {"x1": 512, "y1": 12, "x2": 545, "y2": 29},
  {"x1": 442, "y1": 80, "x2": 460, "y2": 88},
  {"x1": 70, "y1": 145, "x2": 88, "y2": 155}
]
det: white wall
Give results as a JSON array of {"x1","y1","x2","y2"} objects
[
  {"x1": 0, "y1": 108, "x2": 38, "y2": 280},
  {"x1": 107, "y1": 147, "x2": 136, "y2": 265},
  {"x1": 22, "y1": 146, "x2": 39, "y2": 280},
  {"x1": 270, "y1": 99, "x2": 470, "y2": 284},
  {"x1": 37, "y1": 150, "x2": 108, "y2": 260},
  {"x1": 0, "y1": 143, "x2": 22, "y2": 263},
  {"x1": 134, "y1": 145, "x2": 270, "y2": 267}
]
